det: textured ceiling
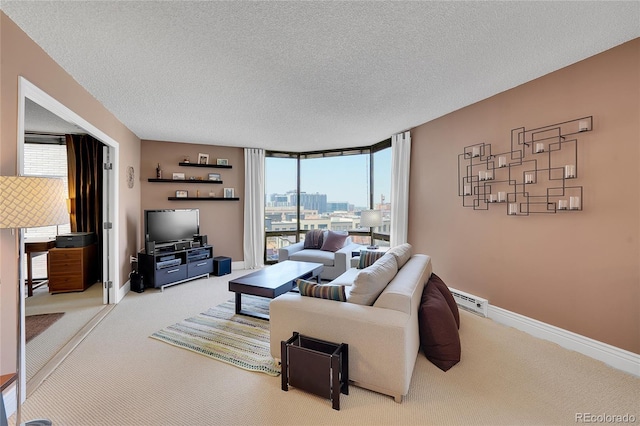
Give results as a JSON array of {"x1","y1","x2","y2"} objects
[{"x1": 2, "y1": 1, "x2": 639, "y2": 152}]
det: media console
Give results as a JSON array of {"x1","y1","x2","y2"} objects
[{"x1": 138, "y1": 244, "x2": 214, "y2": 291}]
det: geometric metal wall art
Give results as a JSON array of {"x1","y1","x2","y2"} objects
[{"x1": 458, "y1": 116, "x2": 592, "y2": 215}]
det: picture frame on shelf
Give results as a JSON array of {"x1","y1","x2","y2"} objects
[
  {"x1": 172, "y1": 172, "x2": 185, "y2": 180},
  {"x1": 216, "y1": 158, "x2": 229, "y2": 166},
  {"x1": 223, "y1": 188, "x2": 234, "y2": 198},
  {"x1": 208, "y1": 173, "x2": 221, "y2": 181},
  {"x1": 198, "y1": 153, "x2": 209, "y2": 165},
  {"x1": 176, "y1": 190, "x2": 188, "y2": 198}
]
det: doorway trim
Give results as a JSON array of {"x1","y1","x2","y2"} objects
[{"x1": 16, "y1": 76, "x2": 121, "y2": 402}]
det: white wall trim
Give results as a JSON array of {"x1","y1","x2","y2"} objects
[
  {"x1": 232, "y1": 261, "x2": 245, "y2": 270},
  {"x1": 19, "y1": 76, "x2": 121, "y2": 304},
  {"x1": 488, "y1": 305, "x2": 640, "y2": 377},
  {"x1": 2, "y1": 383, "x2": 17, "y2": 419}
]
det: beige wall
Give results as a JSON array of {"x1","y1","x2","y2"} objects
[
  {"x1": 140, "y1": 140, "x2": 245, "y2": 261},
  {"x1": 0, "y1": 13, "x2": 142, "y2": 375},
  {"x1": 409, "y1": 39, "x2": 639, "y2": 354}
]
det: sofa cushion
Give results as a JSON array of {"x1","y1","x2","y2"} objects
[
  {"x1": 297, "y1": 279, "x2": 346, "y2": 302},
  {"x1": 357, "y1": 250, "x2": 386, "y2": 269},
  {"x1": 387, "y1": 243, "x2": 412, "y2": 268},
  {"x1": 303, "y1": 229, "x2": 324, "y2": 249},
  {"x1": 418, "y1": 281, "x2": 461, "y2": 371},
  {"x1": 374, "y1": 254, "x2": 431, "y2": 315},
  {"x1": 320, "y1": 230, "x2": 349, "y2": 252},
  {"x1": 330, "y1": 267, "x2": 359, "y2": 286},
  {"x1": 289, "y1": 249, "x2": 335, "y2": 266},
  {"x1": 428, "y1": 273, "x2": 460, "y2": 329},
  {"x1": 348, "y1": 253, "x2": 398, "y2": 306}
]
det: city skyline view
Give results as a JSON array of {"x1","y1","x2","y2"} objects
[{"x1": 265, "y1": 149, "x2": 391, "y2": 209}]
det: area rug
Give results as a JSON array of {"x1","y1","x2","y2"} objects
[
  {"x1": 150, "y1": 296, "x2": 279, "y2": 376},
  {"x1": 26, "y1": 312, "x2": 65, "y2": 343}
]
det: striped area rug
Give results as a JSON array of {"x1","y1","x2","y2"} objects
[{"x1": 150, "y1": 296, "x2": 280, "y2": 376}]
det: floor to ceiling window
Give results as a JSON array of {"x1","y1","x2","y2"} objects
[
  {"x1": 264, "y1": 155, "x2": 299, "y2": 262},
  {"x1": 264, "y1": 140, "x2": 391, "y2": 263}
]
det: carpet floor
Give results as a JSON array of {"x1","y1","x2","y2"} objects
[
  {"x1": 10, "y1": 271, "x2": 640, "y2": 425},
  {"x1": 150, "y1": 296, "x2": 279, "y2": 376}
]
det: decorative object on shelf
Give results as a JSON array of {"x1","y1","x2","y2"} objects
[
  {"x1": 127, "y1": 166, "x2": 135, "y2": 188},
  {"x1": 176, "y1": 190, "x2": 188, "y2": 198},
  {"x1": 208, "y1": 173, "x2": 221, "y2": 181},
  {"x1": 183, "y1": 156, "x2": 190, "y2": 163},
  {"x1": 360, "y1": 209, "x2": 383, "y2": 249},
  {"x1": 458, "y1": 116, "x2": 591, "y2": 215},
  {"x1": 217, "y1": 158, "x2": 229, "y2": 166},
  {"x1": 198, "y1": 153, "x2": 209, "y2": 165},
  {"x1": 156, "y1": 163, "x2": 162, "y2": 179},
  {"x1": 173, "y1": 172, "x2": 185, "y2": 180},
  {"x1": 224, "y1": 188, "x2": 235, "y2": 198},
  {"x1": 179, "y1": 161, "x2": 232, "y2": 169},
  {"x1": 209, "y1": 191, "x2": 216, "y2": 197}
]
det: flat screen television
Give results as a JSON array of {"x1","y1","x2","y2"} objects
[{"x1": 145, "y1": 209, "x2": 199, "y2": 246}]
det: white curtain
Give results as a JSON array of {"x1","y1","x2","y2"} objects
[
  {"x1": 390, "y1": 131, "x2": 411, "y2": 247},
  {"x1": 243, "y1": 148, "x2": 265, "y2": 269}
]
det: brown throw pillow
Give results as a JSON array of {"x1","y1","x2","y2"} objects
[
  {"x1": 303, "y1": 229, "x2": 324, "y2": 249},
  {"x1": 320, "y1": 230, "x2": 348, "y2": 252},
  {"x1": 427, "y1": 273, "x2": 460, "y2": 329},
  {"x1": 418, "y1": 282, "x2": 461, "y2": 371}
]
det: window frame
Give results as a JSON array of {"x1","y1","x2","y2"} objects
[{"x1": 264, "y1": 139, "x2": 391, "y2": 264}]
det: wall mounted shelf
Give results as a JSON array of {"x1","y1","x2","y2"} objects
[
  {"x1": 148, "y1": 178, "x2": 223, "y2": 184},
  {"x1": 168, "y1": 197, "x2": 239, "y2": 201},
  {"x1": 458, "y1": 116, "x2": 591, "y2": 216},
  {"x1": 178, "y1": 162, "x2": 232, "y2": 169}
]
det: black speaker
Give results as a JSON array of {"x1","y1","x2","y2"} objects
[
  {"x1": 194, "y1": 235, "x2": 208, "y2": 245},
  {"x1": 145, "y1": 240, "x2": 155, "y2": 255},
  {"x1": 130, "y1": 271, "x2": 144, "y2": 293}
]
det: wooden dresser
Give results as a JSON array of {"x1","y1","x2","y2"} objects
[{"x1": 48, "y1": 244, "x2": 98, "y2": 293}]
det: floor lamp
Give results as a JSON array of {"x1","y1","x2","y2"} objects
[
  {"x1": 360, "y1": 209, "x2": 382, "y2": 249},
  {"x1": 0, "y1": 176, "x2": 69, "y2": 426}
]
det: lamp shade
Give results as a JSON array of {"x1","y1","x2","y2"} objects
[
  {"x1": 0, "y1": 176, "x2": 69, "y2": 229},
  {"x1": 360, "y1": 209, "x2": 383, "y2": 228}
]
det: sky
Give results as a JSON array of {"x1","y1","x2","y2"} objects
[{"x1": 265, "y1": 149, "x2": 391, "y2": 208}]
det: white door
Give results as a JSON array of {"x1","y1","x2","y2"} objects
[{"x1": 102, "y1": 145, "x2": 113, "y2": 304}]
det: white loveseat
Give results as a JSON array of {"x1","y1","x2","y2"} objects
[
  {"x1": 270, "y1": 244, "x2": 432, "y2": 402},
  {"x1": 278, "y1": 234, "x2": 361, "y2": 281}
]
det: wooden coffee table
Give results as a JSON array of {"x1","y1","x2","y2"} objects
[{"x1": 228, "y1": 260, "x2": 323, "y2": 320}]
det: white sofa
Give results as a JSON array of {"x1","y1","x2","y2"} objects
[
  {"x1": 278, "y1": 236, "x2": 361, "y2": 281},
  {"x1": 270, "y1": 246, "x2": 432, "y2": 402}
]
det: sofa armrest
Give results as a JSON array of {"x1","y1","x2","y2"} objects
[
  {"x1": 270, "y1": 293, "x2": 418, "y2": 400},
  {"x1": 278, "y1": 241, "x2": 304, "y2": 262},
  {"x1": 333, "y1": 243, "x2": 361, "y2": 272}
]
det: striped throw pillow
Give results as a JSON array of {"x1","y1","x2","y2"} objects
[
  {"x1": 358, "y1": 250, "x2": 386, "y2": 269},
  {"x1": 297, "y1": 279, "x2": 346, "y2": 302}
]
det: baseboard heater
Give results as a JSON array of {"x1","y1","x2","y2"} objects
[{"x1": 448, "y1": 287, "x2": 489, "y2": 317}]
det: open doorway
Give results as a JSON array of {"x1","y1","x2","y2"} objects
[
  {"x1": 17, "y1": 77, "x2": 121, "y2": 398},
  {"x1": 21, "y1": 99, "x2": 106, "y2": 389}
]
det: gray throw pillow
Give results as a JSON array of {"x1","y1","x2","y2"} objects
[{"x1": 320, "y1": 230, "x2": 348, "y2": 252}]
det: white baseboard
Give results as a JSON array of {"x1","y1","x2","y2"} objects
[
  {"x1": 2, "y1": 383, "x2": 17, "y2": 419},
  {"x1": 232, "y1": 261, "x2": 245, "y2": 270},
  {"x1": 116, "y1": 279, "x2": 130, "y2": 303},
  {"x1": 488, "y1": 305, "x2": 640, "y2": 377}
]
